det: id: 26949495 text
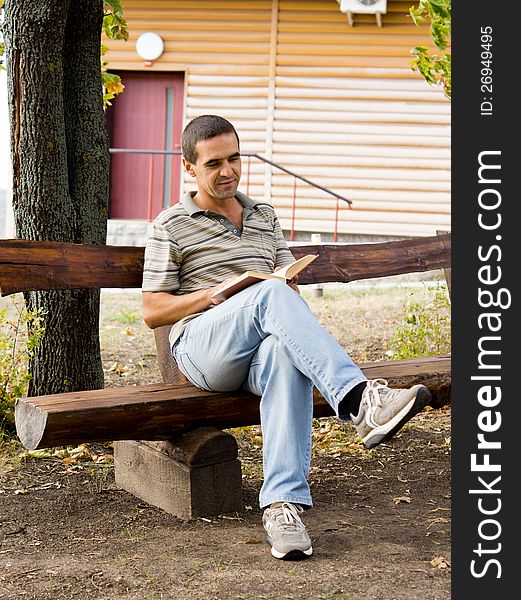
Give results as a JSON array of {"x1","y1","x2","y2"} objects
[{"x1": 480, "y1": 26, "x2": 494, "y2": 116}]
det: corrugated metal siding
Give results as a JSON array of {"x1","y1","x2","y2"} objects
[{"x1": 106, "y1": 0, "x2": 450, "y2": 238}]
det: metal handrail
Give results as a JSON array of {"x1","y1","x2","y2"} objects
[
  {"x1": 109, "y1": 148, "x2": 352, "y2": 205},
  {"x1": 243, "y1": 153, "x2": 352, "y2": 206},
  {"x1": 109, "y1": 148, "x2": 352, "y2": 240}
]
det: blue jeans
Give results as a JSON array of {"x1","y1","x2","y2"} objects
[{"x1": 172, "y1": 280, "x2": 366, "y2": 509}]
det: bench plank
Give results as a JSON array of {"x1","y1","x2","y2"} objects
[
  {"x1": 0, "y1": 239, "x2": 144, "y2": 296},
  {"x1": 0, "y1": 234, "x2": 450, "y2": 296},
  {"x1": 15, "y1": 356, "x2": 450, "y2": 450}
]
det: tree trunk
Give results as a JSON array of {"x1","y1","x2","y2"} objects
[{"x1": 4, "y1": 0, "x2": 109, "y2": 395}]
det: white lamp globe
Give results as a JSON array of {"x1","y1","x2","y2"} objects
[{"x1": 136, "y1": 32, "x2": 164, "y2": 61}]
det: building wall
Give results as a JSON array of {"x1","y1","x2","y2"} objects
[{"x1": 106, "y1": 0, "x2": 450, "y2": 238}]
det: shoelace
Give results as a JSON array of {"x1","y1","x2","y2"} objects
[
  {"x1": 363, "y1": 378, "x2": 389, "y2": 407},
  {"x1": 361, "y1": 378, "x2": 391, "y2": 428},
  {"x1": 273, "y1": 503, "x2": 304, "y2": 531}
]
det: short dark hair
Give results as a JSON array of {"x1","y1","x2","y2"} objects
[{"x1": 182, "y1": 115, "x2": 240, "y2": 164}]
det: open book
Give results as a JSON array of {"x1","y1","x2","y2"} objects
[{"x1": 211, "y1": 254, "x2": 318, "y2": 302}]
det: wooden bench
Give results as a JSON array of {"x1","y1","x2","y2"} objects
[{"x1": 0, "y1": 232, "x2": 451, "y2": 518}]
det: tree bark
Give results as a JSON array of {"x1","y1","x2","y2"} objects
[{"x1": 4, "y1": 0, "x2": 109, "y2": 395}]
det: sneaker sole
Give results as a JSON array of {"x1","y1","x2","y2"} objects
[
  {"x1": 362, "y1": 385, "x2": 431, "y2": 449},
  {"x1": 270, "y1": 544, "x2": 313, "y2": 560}
]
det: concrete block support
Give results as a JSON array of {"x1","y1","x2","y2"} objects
[{"x1": 114, "y1": 427, "x2": 243, "y2": 519}]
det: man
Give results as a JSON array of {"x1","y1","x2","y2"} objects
[{"x1": 142, "y1": 115, "x2": 431, "y2": 560}]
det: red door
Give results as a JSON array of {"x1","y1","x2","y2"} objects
[{"x1": 107, "y1": 72, "x2": 184, "y2": 220}]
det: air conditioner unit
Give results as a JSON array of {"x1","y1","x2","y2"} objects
[{"x1": 338, "y1": 0, "x2": 388, "y2": 27}]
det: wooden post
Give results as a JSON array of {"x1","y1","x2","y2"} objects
[
  {"x1": 114, "y1": 324, "x2": 243, "y2": 519},
  {"x1": 114, "y1": 428, "x2": 242, "y2": 519}
]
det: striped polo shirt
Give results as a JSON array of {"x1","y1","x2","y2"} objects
[{"x1": 142, "y1": 190, "x2": 295, "y2": 346}]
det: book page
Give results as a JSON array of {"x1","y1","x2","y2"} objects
[
  {"x1": 210, "y1": 254, "x2": 318, "y2": 302},
  {"x1": 276, "y1": 254, "x2": 318, "y2": 280}
]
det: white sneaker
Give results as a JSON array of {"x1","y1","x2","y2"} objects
[
  {"x1": 351, "y1": 379, "x2": 431, "y2": 449},
  {"x1": 262, "y1": 502, "x2": 313, "y2": 560}
]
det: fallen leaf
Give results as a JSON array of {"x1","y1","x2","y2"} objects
[
  {"x1": 430, "y1": 555, "x2": 450, "y2": 569},
  {"x1": 102, "y1": 453, "x2": 114, "y2": 462},
  {"x1": 393, "y1": 495, "x2": 411, "y2": 505},
  {"x1": 30, "y1": 482, "x2": 61, "y2": 491},
  {"x1": 426, "y1": 517, "x2": 450, "y2": 529},
  {"x1": 108, "y1": 361, "x2": 128, "y2": 374},
  {"x1": 18, "y1": 449, "x2": 53, "y2": 460},
  {"x1": 67, "y1": 445, "x2": 91, "y2": 459},
  {"x1": 91, "y1": 453, "x2": 114, "y2": 463},
  {"x1": 238, "y1": 536, "x2": 262, "y2": 545}
]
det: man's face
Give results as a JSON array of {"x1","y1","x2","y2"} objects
[{"x1": 183, "y1": 132, "x2": 241, "y2": 202}]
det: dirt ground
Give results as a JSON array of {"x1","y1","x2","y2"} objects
[{"x1": 0, "y1": 282, "x2": 451, "y2": 600}]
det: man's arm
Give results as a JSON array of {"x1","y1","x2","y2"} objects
[
  {"x1": 141, "y1": 290, "x2": 210, "y2": 329},
  {"x1": 142, "y1": 277, "x2": 237, "y2": 329}
]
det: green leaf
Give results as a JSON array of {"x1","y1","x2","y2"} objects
[{"x1": 409, "y1": 1, "x2": 451, "y2": 99}]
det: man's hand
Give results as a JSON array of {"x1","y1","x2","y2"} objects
[
  {"x1": 288, "y1": 276, "x2": 300, "y2": 294},
  {"x1": 210, "y1": 277, "x2": 238, "y2": 305},
  {"x1": 274, "y1": 266, "x2": 300, "y2": 294}
]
